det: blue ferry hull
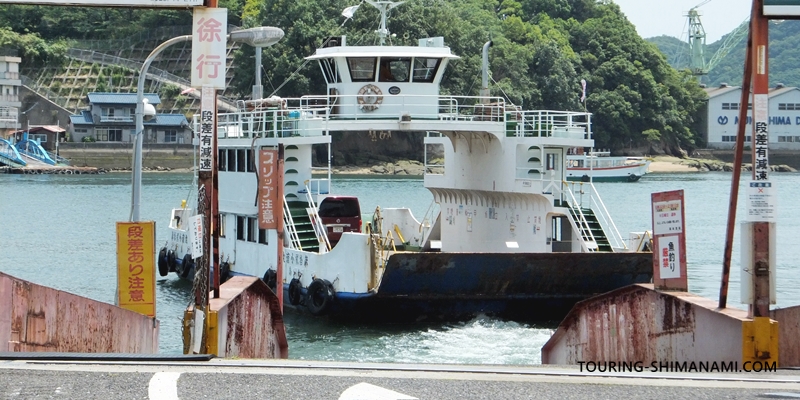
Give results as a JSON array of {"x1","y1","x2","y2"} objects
[{"x1": 283, "y1": 251, "x2": 653, "y2": 322}]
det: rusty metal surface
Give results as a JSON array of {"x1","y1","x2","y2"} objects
[
  {"x1": 0, "y1": 272, "x2": 158, "y2": 353},
  {"x1": 209, "y1": 276, "x2": 288, "y2": 359},
  {"x1": 771, "y1": 305, "x2": 800, "y2": 367},
  {"x1": 542, "y1": 284, "x2": 748, "y2": 365}
]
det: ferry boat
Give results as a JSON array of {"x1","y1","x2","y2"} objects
[
  {"x1": 158, "y1": 1, "x2": 653, "y2": 322},
  {"x1": 566, "y1": 149, "x2": 651, "y2": 182}
]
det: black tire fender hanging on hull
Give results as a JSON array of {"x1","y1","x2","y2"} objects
[
  {"x1": 179, "y1": 254, "x2": 193, "y2": 279},
  {"x1": 288, "y1": 278, "x2": 303, "y2": 306},
  {"x1": 167, "y1": 250, "x2": 177, "y2": 272},
  {"x1": 157, "y1": 248, "x2": 169, "y2": 277},
  {"x1": 306, "y1": 279, "x2": 335, "y2": 316},
  {"x1": 220, "y1": 262, "x2": 231, "y2": 284},
  {"x1": 263, "y1": 269, "x2": 278, "y2": 294}
]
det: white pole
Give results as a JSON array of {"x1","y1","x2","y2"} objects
[{"x1": 132, "y1": 35, "x2": 191, "y2": 222}]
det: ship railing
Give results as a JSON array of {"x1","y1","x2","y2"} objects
[
  {"x1": 303, "y1": 181, "x2": 332, "y2": 253},
  {"x1": 560, "y1": 180, "x2": 627, "y2": 252},
  {"x1": 512, "y1": 110, "x2": 592, "y2": 139},
  {"x1": 210, "y1": 105, "x2": 329, "y2": 139},
  {"x1": 297, "y1": 93, "x2": 510, "y2": 122},
  {"x1": 282, "y1": 196, "x2": 302, "y2": 250}
]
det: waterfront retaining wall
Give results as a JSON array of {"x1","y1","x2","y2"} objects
[{"x1": 57, "y1": 143, "x2": 195, "y2": 170}]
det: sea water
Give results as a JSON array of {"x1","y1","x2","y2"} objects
[{"x1": 1, "y1": 171, "x2": 799, "y2": 363}]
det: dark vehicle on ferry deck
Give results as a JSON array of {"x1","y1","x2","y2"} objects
[{"x1": 318, "y1": 196, "x2": 362, "y2": 246}]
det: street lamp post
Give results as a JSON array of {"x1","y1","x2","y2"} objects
[
  {"x1": 130, "y1": 27, "x2": 284, "y2": 222},
  {"x1": 131, "y1": 35, "x2": 190, "y2": 222}
]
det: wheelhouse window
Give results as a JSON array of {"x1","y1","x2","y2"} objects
[
  {"x1": 320, "y1": 58, "x2": 340, "y2": 83},
  {"x1": 413, "y1": 57, "x2": 442, "y2": 83},
  {"x1": 237, "y1": 149, "x2": 247, "y2": 172},
  {"x1": 379, "y1": 57, "x2": 411, "y2": 82},
  {"x1": 347, "y1": 57, "x2": 376, "y2": 82},
  {"x1": 218, "y1": 149, "x2": 227, "y2": 171},
  {"x1": 227, "y1": 148, "x2": 236, "y2": 171}
]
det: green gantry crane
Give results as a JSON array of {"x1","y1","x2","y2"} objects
[{"x1": 686, "y1": 0, "x2": 749, "y2": 77}]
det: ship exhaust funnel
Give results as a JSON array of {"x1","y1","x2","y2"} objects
[{"x1": 480, "y1": 41, "x2": 493, "y2": 103}]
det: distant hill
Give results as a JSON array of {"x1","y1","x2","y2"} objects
[{"x1": 649, "y1": 20, "x2": 800, "y2": 88}]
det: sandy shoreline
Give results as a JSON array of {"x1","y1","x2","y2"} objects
[
  {"x1": 128, "y1": 157, "x2": 701, "y2": 175},
  {"x1": 647, "y1": 157, "x2": 700, "y2": 173}
]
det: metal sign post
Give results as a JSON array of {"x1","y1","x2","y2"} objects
[{"x1": 651, "y1": 190, "x2": 688, "y2": 291}]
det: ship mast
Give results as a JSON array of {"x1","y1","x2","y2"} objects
[{"x1": 365, "y1": 0, "x2": 405, "y2": 45}]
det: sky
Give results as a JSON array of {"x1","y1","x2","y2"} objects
[{"x1": 613, "y1": 0, "x2": 752, "y2": 43}]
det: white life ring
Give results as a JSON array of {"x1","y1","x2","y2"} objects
[{"x1": 357, "y1": 84, "x2": 383, "y2": 112}]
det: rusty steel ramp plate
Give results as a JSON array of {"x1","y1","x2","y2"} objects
[{"x1": 0, "y1": 352, "x2": 213, "y2": 361}]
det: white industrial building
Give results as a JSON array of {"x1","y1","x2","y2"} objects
[{"x1": 704, "y1": 83, "x2": 800, "y2": 149}]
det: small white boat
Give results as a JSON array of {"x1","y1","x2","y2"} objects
[{"x1": 566, "y1": 150, "x2": 651, "y2": 182}]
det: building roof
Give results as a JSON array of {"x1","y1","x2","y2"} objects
[
  {"x1": 70, "y1": 110, "x2": 94, "y2": 125},
  {"x1": 69, "y1": 111, "x2": 187, "y2": 127},
  {"x1": 10, "y1": 125, "x2": 66, "y2": 135},
  {"x1": 768, "y1": 85, "x2": 800, "y2": 97},
  {"x1": 705, "y1": 84, "x2": 800, "y2": 100},
  {"x1": 146, "y1": 114, "x2": 188, "y2": 127},
  {"x1": 704, "y1": 85, "x2": 740, "y2": 99},
  {"x1": 87, "y1": 92, "x2": 161, "y2": 105}
]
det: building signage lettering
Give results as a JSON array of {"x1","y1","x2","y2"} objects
[
  {"x1": 716, "y1": 116, "x2": 800, "y2": 125},
  {"x1": 191, "y1": 8, "x2": 227, "y2": 89},
  {"x1": 116, "y1": 221, "x2": 156, "y2": 317},
  {"x1": 199, "y1": 86, "x2": 214, "y2": 172},
  {"x1": 258, "y1": 149, "x2": 280, "y2": 229}
]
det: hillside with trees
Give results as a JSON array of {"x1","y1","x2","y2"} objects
[
  {"x1": 648, "y1": 20, "x2": 800, "y2": 89},
  {"x1": 0, "y1": 0, "x2": 708, "y2": 155}
]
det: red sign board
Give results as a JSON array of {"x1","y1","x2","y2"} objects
[
  {"x1": 258, "y1": 149, "x2": 282, "y2": 229},
  {"x1": 651, "y1": 190, "x2": 688, "y2": 291}
]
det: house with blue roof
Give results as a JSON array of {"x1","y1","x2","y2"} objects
[{"x1": 69, "y1": 92, "x2": 190, "y2": 143}]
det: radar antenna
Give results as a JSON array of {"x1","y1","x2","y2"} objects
[{"x1": 365, "y1": 1, "x2": 406, "y2": 45}]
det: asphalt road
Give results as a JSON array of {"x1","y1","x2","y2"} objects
[{"x1": 2, "y1": 358, "x2": 800, "y2": 399}]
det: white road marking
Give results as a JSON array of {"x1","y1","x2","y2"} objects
[
  {"x1": 148, "y1": 372, "x2": 181, "y2": 400},
  {"x1": 339, "y1": 382, "x2": 417, "y2": 400}
]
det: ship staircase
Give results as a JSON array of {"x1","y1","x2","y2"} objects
[
  {"x1": 558, "y1": 181, "x2": 626, "y2": 253},
  {"x1": 284, "y1": 201, "x2": 321, "y2": 253},
  {"x1": 568, "y1": 206, "x2": 612, "y2": 252}
]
